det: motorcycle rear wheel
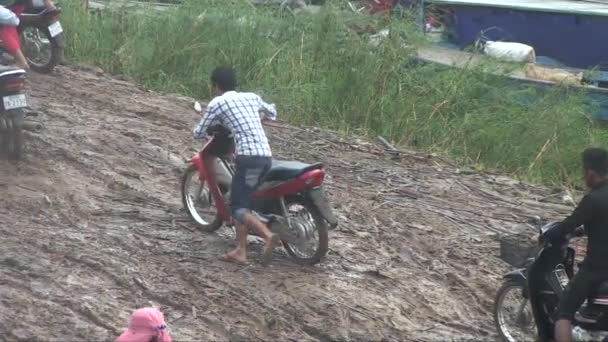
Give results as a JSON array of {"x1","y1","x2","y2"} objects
[
  {"x1": 281, "y1": 199, "x2": 329, "y2": 266},
  {"x1": 0, "y1": 114, "x2": 23, "y2": 160},
  {"x1": 6, "y1": 124, "x2": 22, "y2": 160},
  {"x1": 494, "y1": 280, "x2": 536, "y2": 342}
]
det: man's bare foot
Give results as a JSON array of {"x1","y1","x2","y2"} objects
[
  {"x1": 261, "y1": 234, "x2": 280, "y2": 267},
  {"x1": 220, "y1": 249, "x2": 248, "y2": 265}
]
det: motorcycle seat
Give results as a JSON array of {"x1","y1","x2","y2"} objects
[
  {"x1": 263, "y1": 160, "x2": 323, "y2": 182},
  {"x1": 0, "y1": 65, "x2": 25, "y2": 78}
]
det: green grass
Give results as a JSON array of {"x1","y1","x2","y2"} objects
[{"x1": 61, "y1": 0, "x2": 604, "y2": 186}]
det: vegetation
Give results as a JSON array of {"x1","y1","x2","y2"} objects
[{"x1": 62, "y1": 0, "x2": 603, "y2": 186}]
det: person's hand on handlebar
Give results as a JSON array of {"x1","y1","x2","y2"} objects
[
  {"x1": 44, "y1": 0, "x2": 56, "y2": 10},
  {"x1": 260, "y1": 113, "x2": 270, "y2": 124},
  {"x1": 573, "y1": 226, "x2": 585, "y2": 238},
  {"x1": 259, "y1": 109, "x2": 277, "y2": 124}
]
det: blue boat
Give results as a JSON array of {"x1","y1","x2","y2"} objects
[
  {"x1": 409, "y1": 0, "x2": 608, "y2": 121},
  {"x1": 422, "y1": 0, "x2": 608, "y2": 70}
]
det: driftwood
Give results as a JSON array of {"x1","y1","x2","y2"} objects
[{"x1": 262, "y1": 122, "x2": 577, "y2": 268}]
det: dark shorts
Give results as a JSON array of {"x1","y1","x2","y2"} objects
[
  {"x1": 558, "y1": 268, "x2": 608, "y2": 320},
  {"x1": 230, "y1": 155, "x2": 271, "y2": 222}
]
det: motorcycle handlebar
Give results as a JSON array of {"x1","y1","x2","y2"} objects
[
  {"x1": 203, "y1": 126, "x2": 235, "y2": 157},
  {"x1": 34, "y1": 6, "x2": 60, "y2": 14},
  {"x1": 206, "y1": 125, "x2": 233, "y2": 138},
  {"x1": 538, "y1": 229, "x2": 583, "y2": 248}
]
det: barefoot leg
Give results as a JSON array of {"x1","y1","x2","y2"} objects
[{"x1": 222, "y1": 223, "x2": 248, "y2": 264}]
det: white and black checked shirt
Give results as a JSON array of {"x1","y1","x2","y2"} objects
[{"x1": 193, "y1": 91, "x2": 277, "y2": 157}]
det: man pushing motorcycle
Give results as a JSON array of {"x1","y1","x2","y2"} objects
[
  {"x1": 543, "y1": 147, "x2": 608, "y2": 342},
  {"x1": 192, "y1": 66, "x2": 280, "y2": 266}
]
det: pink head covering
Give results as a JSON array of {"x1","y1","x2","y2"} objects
[{"x1": 116, "y1": 307, "x2": 172, "y2": 342}]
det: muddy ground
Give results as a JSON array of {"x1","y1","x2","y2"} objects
[{"x1": 0, "y1": 66, "x2": 576, "y2": 341}]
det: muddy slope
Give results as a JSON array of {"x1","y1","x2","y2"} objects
[{"x1": 0, "y1": 66, "x2": 572, "y2": 341}]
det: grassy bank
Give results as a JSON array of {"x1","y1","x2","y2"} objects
[{"x1": 61, "y1": 0, "x2": 602, "y2": 186}]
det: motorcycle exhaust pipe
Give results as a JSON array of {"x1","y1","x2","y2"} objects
[
  {"x1": 572, "y1": 326, "x2": 608, "y2": 341},
  {"x1": 22, "y1": 121, "x2": 43, "y2": 133}
]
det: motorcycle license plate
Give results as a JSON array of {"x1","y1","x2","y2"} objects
[
  {"x1": 3, "y1": 94, "x2": 27, "y2": 110},
  {"x1": 48, "y1": 21, "x2": 63, "y2": 38}
]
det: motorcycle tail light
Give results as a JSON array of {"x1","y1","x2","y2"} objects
[{"x1": 1, "y1": 78, "x2": 25, "y2": 92}]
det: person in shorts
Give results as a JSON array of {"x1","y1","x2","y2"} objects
[{"x1": 193, "y1": 66, "x2": 279, "y2": 266}]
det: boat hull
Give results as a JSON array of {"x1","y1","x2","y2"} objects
[{"x1": 445, "y1": 4, "x2": 608, "y2": 70}]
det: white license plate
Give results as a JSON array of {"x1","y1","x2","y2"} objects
[
  {"x1": 3, "y1": 94, "x2": 27, "y2": 110},
  {"x1": 48, "y1": 21, "x2": 63, "y2": 38}
]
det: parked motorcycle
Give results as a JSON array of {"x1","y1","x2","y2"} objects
[
  {"x1": 181, "y1": 101, "x2": 338, "y2": 265},
  {"x1": 0, "y1": 65, "x2": 41, "y2": 159},
  {"x1": 494, "y1": 221, "x2": 608, "y2": 341},
  {"x1": 0, "y1": 0, "x2": 65, "y2": 73}
]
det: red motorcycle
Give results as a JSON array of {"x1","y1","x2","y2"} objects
[{"x1": 180, "y1": 102, "x2": 337, "y2": 265}]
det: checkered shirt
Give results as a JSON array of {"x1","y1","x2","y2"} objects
[{"x1": 193, "y1": 91, "x2": 277, "y2": 157}]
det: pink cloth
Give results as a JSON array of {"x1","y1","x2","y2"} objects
[{"x1": 116, "y1": 307, "x2": 172, "y2": 342}]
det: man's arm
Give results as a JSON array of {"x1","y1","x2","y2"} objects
[
  {"x1": 0, "y1": 6, "x2": 19, "y2": 27},
  {"x1": 44, "y1": 0, "x2": 56, "y2": 10},
  {"x1": 544, "y1": 195, "x2": 594, "y2": 241},
  {"x1": 258, "y1": 96, "x2": 277, "y2": 121},
  {"x1": 193, "y1": 102, "x2": 221, "y2": 139}
]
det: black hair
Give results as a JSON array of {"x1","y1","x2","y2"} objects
[
  {"x1": 582, "y1": 147, "x2": 608, "y2": 176},
  {"x1": 211, "y1": 67, "x2": 237, "y2": 91}
]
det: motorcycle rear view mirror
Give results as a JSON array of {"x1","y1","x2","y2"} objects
[
  {"x1": 194, "y1": 101, "x2": 203, "y2": 114},
  {"x1": 540, "y1": 222, "x2": 559, "y2": 235}
]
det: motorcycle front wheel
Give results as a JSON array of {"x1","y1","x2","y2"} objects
[
  {"x1": 181, "y1": 164, "x2": 224, "y2": 232},
  {"x1": 494, "y1": 281, "x2": 537, "y2": 342}
]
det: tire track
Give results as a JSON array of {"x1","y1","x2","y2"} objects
[{"x1": 1, "y1": 65, "x2": 569, "y2": 340}]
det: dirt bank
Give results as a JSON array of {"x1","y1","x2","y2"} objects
[{"x1": 0, "y1": 66, "x2": 573, "y2": 341}]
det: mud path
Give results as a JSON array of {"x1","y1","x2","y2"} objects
[{"x1": 0, "y1": 66, "x2": 573, "y2": 341}]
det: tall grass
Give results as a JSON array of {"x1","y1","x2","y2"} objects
[{"x1": 61, "y1": 0, "x2": 604, "y2": 186}]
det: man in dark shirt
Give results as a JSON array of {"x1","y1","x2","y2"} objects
[{"x1": 544, "y1": 147, "x2": 608, "y2": 342}]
